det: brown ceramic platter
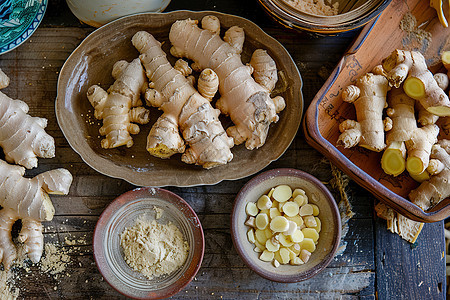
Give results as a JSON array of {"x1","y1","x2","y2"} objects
[
  {"x1": 56, "y1": 10, "x2": 303, "y2": 187},
  {"x1": 231, "y1": 168, "x2": 341, "y2": 282},
  {"x1": 303, "y1": 0, "x2": 450, "y2": 222}
]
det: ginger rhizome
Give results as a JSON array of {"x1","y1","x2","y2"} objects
[
  {"x1": 0, "y1": 88, "x2": 55, "y2": 169},
  {"x1": 169, "y1": 17, "x2": 285, "y2": 150},
  {"x1": 381, "y1": 87, "x2": 439, "y2": 177},
  {"x1": 132, "y1": 31, "x2": 234, "y2": 169},
  {"x1": 0, "y1": 159, "x2": 72, "y2": 269},
  {"x1": 376, "y1": 139, "x2": 450, "y2": 243},
  {"x1": 337, "y1": 73, "x2": 390, "y2": 152},
  {"x1": 382, "y1": 50, "x2": 450, "y2": 116},
  {"x1": 87, "y1": 58, "x2": 150, "y2": 149}
]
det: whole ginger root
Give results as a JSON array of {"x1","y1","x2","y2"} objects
[
  {"x1": 169, "y1": 17, "x2": 285, "y2": 150},
  {"x1": 87, "y1": 58, "x2": 150, "y2": 149},
  {"x1": 0, "y1": 159, "x2": 72, "y2": 269},
  {"x1": 132, "y1": 31, "x2": 234, "y2": 169},
  {"x1": 0, "y1": 70, "x2": 55, "y2": 169}
]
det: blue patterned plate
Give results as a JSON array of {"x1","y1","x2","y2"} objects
[{"x1": 0, "y1": 0, "x2": 47, "y2": 55}]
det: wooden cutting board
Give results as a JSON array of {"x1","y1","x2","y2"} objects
[{"x1": 304, "y1": 0, "x2": 450, "y2": 222}]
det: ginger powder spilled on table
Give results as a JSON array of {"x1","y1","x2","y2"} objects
[{"x1": 120, "y1": 216, "x2": 189, "y2": 279}]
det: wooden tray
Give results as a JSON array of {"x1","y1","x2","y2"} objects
[{"x1": 303, "y1": 0, "x2": 450, "y2": 222}]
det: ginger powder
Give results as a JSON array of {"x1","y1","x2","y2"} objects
[{"x1": 120, "y1": 216, "x2": 189, "y2": 279}]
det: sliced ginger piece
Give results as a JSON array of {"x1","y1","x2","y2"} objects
[
  {"x1": 300, "y1": 249, "x2": 312, "y2": 263},
  {"x1": 246, "y1": 202, "x2": 259, "y2": 216},
  {"x1": 272, "y1": 185, "x2": 292, "y2": 202},
  {"x1": 289, "y1": 243, "x2": 301, "y2": 256},
  {"x1": 299, "y1": 204, "x2": 314, "y2": 216},
  {"x1": 247, "y1": 228, "x2": 256, "y2": 244},
  {"x1": 270, "y1": 216, "x2": 289, "y2": 232},
  {"x1": 304, "y1": 215, "x2": 318, "y2": 228},
  {"x1": 255, "y1": 213, "x2": 269, "y2": 230},
  {"x1": 270, "y1": 207, "x2": 281, "y2": 219},
  {"x1": 286, "y1": 215, "x2": 304, "y2": 227},
  {"x1": 284, "y1": 220, "x2": 298, "y2": 236},
  {"x1": 302, "y1": 228, "x2": 319, "y2": 243},
  {"x1": 279, "y1": 247, "x2": 290, "y2": 264},
  {"x1": 310, "y1": 204, "x2": 320, "y2": 216},
  {"x1": 255, "y1": 229, "x2": 268, "y2": 245},
  {"x1": 278, "y1": 233, "x2": 294, "y2": 247},
  {"x1": 292, "y1": 188, "x2": 306, "y2": 198},
  {"x1": 260, "y1": 250, "x2": 274, "y2": 262},
  {"x1": 265, "y1": 239, "x2": 280, "y2": 252},
  {"x1": 257, "y1": 195, "x2": 272, "y2": 210},
  {"x1": 282, "y1": 202, "x2": 300, "y2": 217},
  {"x1": 291, "y1": 229, "x2": 304, "y2": 243},
  {"x1": 381, "y1": 141, "x2": 406, "y2": 176},
  {"x1": 290, "y1": 257, "x2": 304, "y2": 265},
  {"x1": 299, "y1": 238, "x2": 316, "y2": 253}
]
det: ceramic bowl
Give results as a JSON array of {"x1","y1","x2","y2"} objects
[
  {"x1": 0, "y1": 0, "x2": 48, "y2": 54},
  {"x1": 231, "y1": 168, "x2": 341, "y2": 282},
  {"x1": 65, "y1": 0, "x2": 171, "y2": 27},
  {"x1": 93, "y1": 187, "x2": 204, "y2": 299},
  {"x1": 257, "y1": 0, "x2": 392, "y2": 34},
  {"x1": 56, "y1": 10, "x2": 303, "y2": 187}
]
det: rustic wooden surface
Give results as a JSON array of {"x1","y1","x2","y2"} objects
[{"x1": 0, "y1": 0, "x2": 446, "y2": 299}]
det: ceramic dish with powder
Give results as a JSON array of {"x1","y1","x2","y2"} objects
[{"x1": 93, "y1": 187, "x2": 204, "y2": 299}]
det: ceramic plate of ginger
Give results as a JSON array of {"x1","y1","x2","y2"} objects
[
  {"x1": 303, "y1": 0, "x2": 450, "y2": 222},
  {"x1": 56, "y1": 10, "x2": 303, "y2": 187}
]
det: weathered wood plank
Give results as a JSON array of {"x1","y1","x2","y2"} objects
[{"x1": 375, "y1": 219, "x2": 446, "y2": 300}]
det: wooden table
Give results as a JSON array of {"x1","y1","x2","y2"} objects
[{"x1": 0, "y1": 0, "x2": 446, "y2": 298}]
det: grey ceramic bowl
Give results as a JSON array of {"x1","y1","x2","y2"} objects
[{"x1": 231, "y1": 168, "x2": 341, "y2": 282}]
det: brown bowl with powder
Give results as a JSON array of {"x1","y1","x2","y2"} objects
[
  {"x1": 93, "y1": 187, "x2": 204, "y2": 299},
  {"x1": 258, "y1": 0, "x2": 392, "y2": 34}
]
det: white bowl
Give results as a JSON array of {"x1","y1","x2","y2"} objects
[{"x1": 66, "y1": 0, "x2": 171, "y2": 27}]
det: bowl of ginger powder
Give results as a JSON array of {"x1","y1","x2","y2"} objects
[{"x1": 93, "y1": 187, "x2": 204, "y2": 299}]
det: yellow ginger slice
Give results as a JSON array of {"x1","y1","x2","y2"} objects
[
  {"x1": 0, "y1": 159, "x2": 72, "y2": 269},
  {"x1": 87, "y1": 58, "x2": 150, "y2": 149},
  {"x1": 337, "y1": 73, "x2": 390, "y2": 152},
  {"x1": 272, "y1": 185, "x2": 292, "y2": 202},
  {"x1": 169, "y1": 17, "x2": 285, "y2": 150},
  {"x1": 405, "y1": 124, "x2": 439, "y2": 175},
  {"x1": 133, "y1": 31, "x2": 234, "y2": 169},
  {"x1": 382, "y1": 50, "x2": 450, "y2": 116},
  {"x1": 0, "y1": 83, "x2": 55, "y2": 169},
  {"x1": 381, "y1": 141, "x2": 406, "y2": 176}
]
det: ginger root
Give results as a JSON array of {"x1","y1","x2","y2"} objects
[
  {"x1": 169, "y1": 17, "x2": 285, "y2": 150},
  {"x1": 0, "y1": 75, "x2": 55, "y2": 169},
  {"x1": 0, "y1": 159, "x2": 72, "y2": 269},
  {"x1": 132, "y1": 31, "x2": 234, "y2": 168},
  {"x1": 382, "y1": 50, "x2": 450, "y2": 116},
  {"x1": 87, "y1": 58, "x2": 150, "y2": 149},
  {"x1": 337, "y1": 73, "x2": 390, "y2": 152}
]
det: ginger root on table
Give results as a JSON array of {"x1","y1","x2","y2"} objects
[
  {"x1": 132, "y1": 31, "x2": 234, "y2": 168},
  {"x1": 0, "y1": 70, "x2": 55, "y2": 169},
  {"x1": 169, "y1": 17, "x2": 285, "y2": 150},
  {"x1": 87, "y1": 58, "x2": 150, "y2": 149},
  {"x1": 0, "y1": 159, "x2": 72, "y2": 269}
]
